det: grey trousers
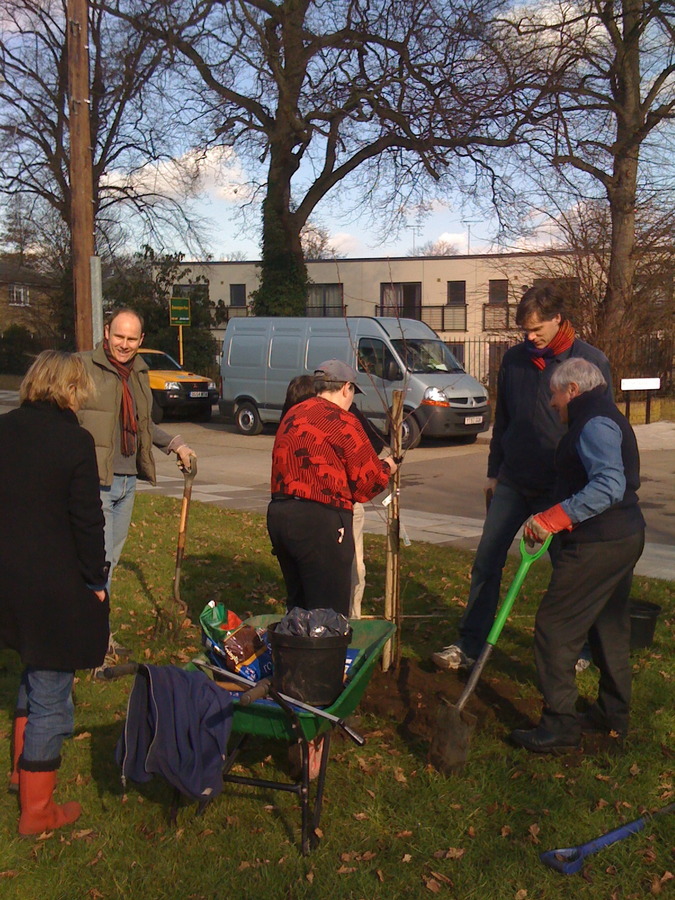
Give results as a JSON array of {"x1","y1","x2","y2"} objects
[{"x1": 535, "y1": 529, "x2": 645, "y2": 737}]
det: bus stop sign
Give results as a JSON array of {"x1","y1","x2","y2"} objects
[{"x1": 170, "y1": 296, "x2": 191, "y2": 326}]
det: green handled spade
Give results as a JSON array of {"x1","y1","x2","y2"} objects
[{"x1": 429, "y1": 535, "x2": 552, "y2": 774}]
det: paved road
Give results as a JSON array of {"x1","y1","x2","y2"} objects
[
  {"x1": 141, "y1": 413, "x2": 675, "y2": 581},
  {"x1": 2, "y1": 391, "x2": 674, "y2": 579}
]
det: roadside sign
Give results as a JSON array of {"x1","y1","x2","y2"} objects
[{"x1": 170, "y1": 296, "x2": 191, "y2": 326}]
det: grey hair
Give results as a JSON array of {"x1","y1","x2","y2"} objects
[{"x1": 550, "y1": 358, "x2": 607, "y2": 393}]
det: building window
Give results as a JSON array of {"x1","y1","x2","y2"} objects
[
  {"x1": 380, "y1": 282, "x2": 421, "y2": 318},
  {"x1": 8, "y1": 284, "x2": 30, "y2": 307},
  {"x1": 230, "y1": 284, "x2": 247, "y2": 307},
  {"x1": 307, "y1": 283, "x2": 343, "y2": 316},
  {"x1": 447, "y1": 281, "x2": 466, "y2": 306},
  {"x1": 488, "y1": 279, "x2": 508, "y2": 304},
  {"x1": 444, "y1": 280, "x2": 467, "y2": 330}
]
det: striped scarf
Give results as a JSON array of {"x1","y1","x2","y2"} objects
[
  {"x1": 526, "y1": 319, "x2": 575, "y2": 370},
  {"x1": 103, "y1": 339, "x2": 138, "y2": 457}
]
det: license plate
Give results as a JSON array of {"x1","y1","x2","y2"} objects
[
  {"x1": 189, "y1": 391, "x2": 208, "y2": 398},
  {"x1": 464, "y1": 416, "x2": 483, "y2": 425}
]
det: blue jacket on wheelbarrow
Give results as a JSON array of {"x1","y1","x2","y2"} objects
[{"x1": 116, "y1": 664, "x2": 233, "y2": 802}]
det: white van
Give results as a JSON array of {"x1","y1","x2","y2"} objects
[{"x1": 219, "y1": 317, "x2": 490, "y2": 449}]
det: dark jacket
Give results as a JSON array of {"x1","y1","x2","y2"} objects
[
  {"x1": 0, "y1": 401, "x2": 109, "y2": 669},
  {"x1": 116, "y1": 665, "x2": 233, "y2": 802},
  {"x1": 556, "y1": 387, "x2": 645, "y2": 543},
  {"x1": 487, "y1": 339, "x2": 612, "y2": 492}
]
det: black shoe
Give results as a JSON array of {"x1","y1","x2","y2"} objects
[
  {"x1": 510, "y1": 725, "x2": 580, "y2": 754},
  {"x1": 578, "y1": 712, "x2": 627, "y2": 739}
]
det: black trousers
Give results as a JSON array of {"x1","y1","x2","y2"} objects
[
  {"x1": 266, "y1": 498, "x2": 354, "y2": 617},
  {"x1": 534, "y1": 529, "x2": 645, "y2": 737}
]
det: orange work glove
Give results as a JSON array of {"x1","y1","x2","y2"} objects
[{"x1": 523, "y1": 504, "x2": 573, "y2": 544}]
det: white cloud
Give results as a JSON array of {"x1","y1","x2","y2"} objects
[{"x1": 102, "y1": 145, "x2": 252, "y2": 205}]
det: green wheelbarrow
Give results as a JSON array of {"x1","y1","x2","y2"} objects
[{"x1": 193, "y1": 615, "x2": 396, "y2": 855}]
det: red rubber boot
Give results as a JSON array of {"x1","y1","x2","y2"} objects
[
  {"x1": 8, "y1": 715, "x2": 27, "y2": 794},
  {"x1": 18, "y1": 769, "x2": 82, "y2": 836}
]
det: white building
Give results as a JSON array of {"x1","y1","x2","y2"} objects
[{"x1": 175, "y1": 249, "x2": 581, "y2": 387}]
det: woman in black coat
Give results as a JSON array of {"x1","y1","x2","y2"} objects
[{"x1": 0, "y1": 350, "x2": 109, "y2": 836}]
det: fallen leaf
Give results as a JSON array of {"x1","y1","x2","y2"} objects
[
  {"x1": 445, "y1": 848, "x2": 466, "y2": 860},
  {"x1": 0, "y1": 871, "x2": 19, "y2": 879},
  {"x1": 376, "y1": 869, "x2": 385, "y2": 882},
  {"x1": 393, "y1": 767, "x2": 408, "y2": 784},
  {"x1": 429, "y1": 870, "x2": 453, "y2": 885},
  {"x1": 337, "y1": 865, "x2": 356, "y2": 874},
  {"x1": 424, "y1": 877, "x2": 441, "y2": 893},
  {"x1": 528, "y1": 824, "x2": 540, "y2": 844},
  {"x1": 629, "y1": 762, "x2": 640, "y2": 776},
  {"x1": 397, "y1": 830, "x2": 413, "y2": 838},
  {"x1": 306, "y1": 871, "x2": 314, "y2": 884},
  {"x1": 595, "y1": 774, "x2": 611, "y2": 782},
  {"x1": 72, "y1": 829, "x2": 95, "y2": 840},
  {"x1": 501, "y1": 826, "x2": 512, "y2": 837},
  {"x1": 402, "y1": 854, "x2": 412, "y2": 863},
  {"x1": 515, "y1": 890, "x2": 528, "y2": 900},
  {"x1": 353, "y1": 812, "x2": 369, "y2": 821},
  {"x1": 73, "y1": 732, "x2": 91, "y2": 741}
]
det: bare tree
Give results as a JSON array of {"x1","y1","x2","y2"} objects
[
  {"x1": 301, "y1": 222, "x2": 346, "y2": 261},
  {"x1": 504, "y1": 0, "x2": 675, "y2": 355},
  {"x1": 407, "y1": 238, "x2": 460, "y2": 257},
  {"x1": 104, "y1": 0, "x2": 561, "y2": 314},
  {"x1": 0, "y1": 0, "x2": 206, "y2": 253}
]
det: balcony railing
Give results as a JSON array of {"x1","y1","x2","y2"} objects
[
  {"x1": 482, "y1": 303, "x2": 520, "y2": 331},
  {"x1": 420, "y1": 305, "x2": 467, "y2": 332}
]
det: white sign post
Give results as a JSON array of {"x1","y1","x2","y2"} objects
[{"x1": 621, "y1": 377, "x2": 661, "y2": 424}]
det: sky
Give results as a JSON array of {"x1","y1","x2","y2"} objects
[{"x1": 141, "y1": 146, "x2": 511, "y2": 262}]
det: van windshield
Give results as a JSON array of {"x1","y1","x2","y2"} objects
[{"x1": 390, "y1": 340, "x2": 465, "y2": 374}]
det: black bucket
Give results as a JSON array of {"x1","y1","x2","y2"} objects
[
  {"x1": 629, "y1": 600, "x2": 661, "y2": 650},
  {"x1": 268, "y1": 623, "x2": 352, "y2": 706}
]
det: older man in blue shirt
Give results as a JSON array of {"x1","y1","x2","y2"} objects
[{"x1": 510, "y1": 358, "x2": 645, "y2": 754}]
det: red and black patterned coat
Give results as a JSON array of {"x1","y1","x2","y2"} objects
[{"x1": 271, "y1": 397, "x2": 390, "y2": 510}]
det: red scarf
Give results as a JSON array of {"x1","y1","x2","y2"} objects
[
  {"x1": 103, "y1": 339, "x2": 138, "y2": 457},
  {"x1": 527, "y1": 319, "x2": 575, "y2": 370}
]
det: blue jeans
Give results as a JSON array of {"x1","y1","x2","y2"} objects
[
  {"x1": 16, "y1": 668, "x2": 75, "y2": 768},
  {"x1": 101, "y1": 475, "x2": 137, "y2": 588},
  {"x1": 458, "y1": 481, "x2": 557, "y2": 658}
]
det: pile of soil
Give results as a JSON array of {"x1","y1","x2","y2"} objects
[{"x1": 360, "y1": 656, "x2": 541, "y2": 745}]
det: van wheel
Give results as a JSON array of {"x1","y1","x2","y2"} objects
[
  {"x1": 235, "y1": 401, "x2": 263, "y2": 435},
  {"x1": 398, "y1": 414, "x2": 421, "y2": 450}
]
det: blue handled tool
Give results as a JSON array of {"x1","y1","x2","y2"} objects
[{"x1": 540, "y1": 801, "x2": 675, "y2": 875}]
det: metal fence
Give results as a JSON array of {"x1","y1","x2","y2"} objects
[{"x1": 446, "y1": 335, "x2": 675, "y2": 400}]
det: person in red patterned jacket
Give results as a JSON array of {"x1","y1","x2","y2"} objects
[{"x1": 267, "y1": 359, "x2": 397, "y2": 616}]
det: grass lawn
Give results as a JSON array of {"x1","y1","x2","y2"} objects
[{"x1": 1, "y1": 494, "x2": 673, "y2": 899}]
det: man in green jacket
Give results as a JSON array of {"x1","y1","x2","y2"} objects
[{"x1": 78, "y1": 308, "x2": 194, "y2": 654}]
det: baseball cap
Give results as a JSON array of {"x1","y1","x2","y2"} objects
[{"x1": 314, "y1": 359, "x2": 363, "y2": 393}]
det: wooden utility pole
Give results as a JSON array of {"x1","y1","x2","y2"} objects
[
  {"x1": 382, "y1": 390, "x2": 404, "y2": 671},
  {"x1": 67, "y1": 0, "x2": 95, "y2": 350}
]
